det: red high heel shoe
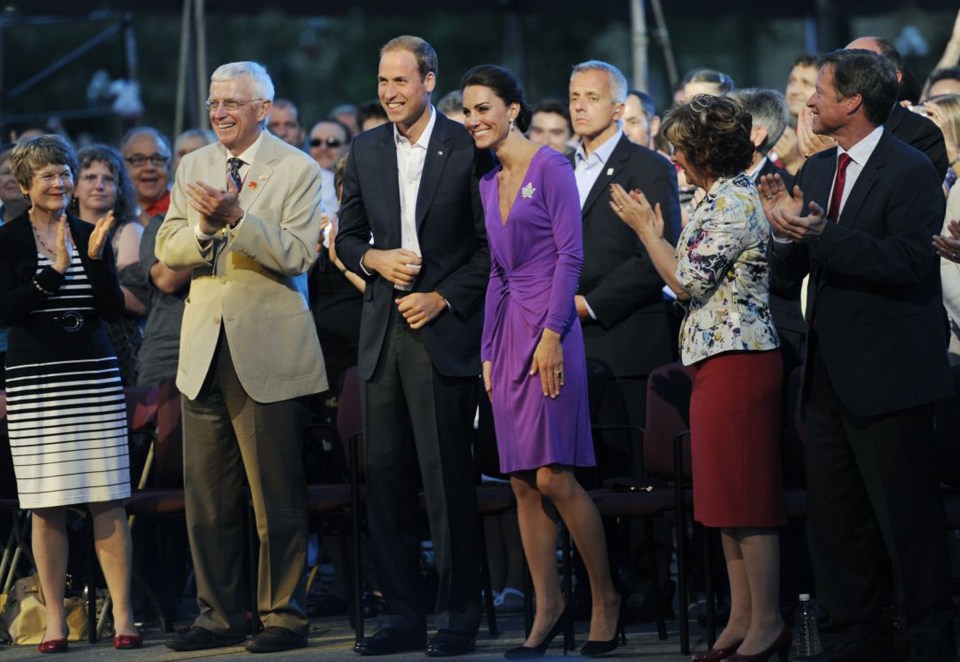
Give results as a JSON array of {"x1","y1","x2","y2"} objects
[
  {"x1": 692, "y1": 639, "x2": 744, "y2": 661},
  {"x1": 113, "y1": 633, "x2": 143, "y2": 649},
  {"x1": 38, "y1": 637, "x2": 69, "y2": 654},
  {"x1": 727, "y1": 627, "x2": 792, "y2": 662}
]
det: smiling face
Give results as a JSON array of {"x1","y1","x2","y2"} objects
[
  {"x1": 669, "y1": 149, "x2": 704, "y2": 190},
  {"x1": 786, "y1": 63, "x2": 818, "y2": 117},
  {"x1": 462, "y1": 84, "x2": 515, "y2": 151},
  {"x1": 308, "y1": 121, "x2": 349, "y2": 170},
  {"x1": 75, "y1": 160, "x2": 117, "y2": 219},
  {"x1": 807, "y1": 65, "x2": 852, "y2": 136},
  {"x1": 122, "y1": 133, "x2": 170, "y2": 206},
  {"x1": 22, "y1": 163, "x2": 73, "y2": 216},
  {"x1": 208, "y1": 76, "x2": 271, "y2": 155},
  {"x1": 378, "y1": 48, "x2": 435, "y2": 133},
  {"x1": 569, "y1": 69, "x2": 622, "y2": 146}
]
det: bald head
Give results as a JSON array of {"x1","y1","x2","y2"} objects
[{"x1": 845, "y1": 36, "x2": 902, "y2": 82}]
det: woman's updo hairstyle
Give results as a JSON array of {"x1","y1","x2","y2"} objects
[
  {"x1": 661, "y1": 94, "x2": 754, "y2": 179},
  {"x1": 460, "y1": 64, "x2": 533, "y2": 133}
]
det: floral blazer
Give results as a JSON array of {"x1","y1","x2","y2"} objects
[{"x1": 675, "y1": 173, "x2": 779, "y2": 365}]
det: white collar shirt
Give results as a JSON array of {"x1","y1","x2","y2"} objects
[
  {"x1": 392, "y1": 106, "x2": 437, "y2": 289},
  {"x1": 574, "y1": 129, "x2": 622, "y2": 209}
]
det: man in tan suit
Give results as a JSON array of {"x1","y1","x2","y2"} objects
[{"x1": 156, "y1": 61, "x2": 326, "y2": 654}]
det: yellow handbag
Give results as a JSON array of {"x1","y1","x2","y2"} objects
[{"x1": 0, "y1": 574, "x2": 88, "y2": 644}]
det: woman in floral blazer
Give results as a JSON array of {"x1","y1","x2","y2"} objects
[{"x1": 612, "y1": 94, "x2": 790, "y2": 661}]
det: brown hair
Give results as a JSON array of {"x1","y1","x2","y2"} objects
[{"x1": 661, "y1": 94, "x2": 754, "y2": 179}]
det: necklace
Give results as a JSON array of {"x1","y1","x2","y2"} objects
[{"x1": 29, "y1": 215, "x2": 57, "y2": 255}]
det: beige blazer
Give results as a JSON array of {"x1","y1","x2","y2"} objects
[{"x1": 155, "y1": 131, "x2": 327, "y2": 402}]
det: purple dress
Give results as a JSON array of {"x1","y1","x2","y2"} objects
[{"x1": 481, "y1": 147, "x2": 595, "y2": 473}]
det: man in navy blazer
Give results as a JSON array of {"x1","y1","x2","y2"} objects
[
  {"x1": 336, "y1": 35, "x2": 490, "y2": 658},
  {"x1": 762, "y1": 49, "x2": 954, "y2": 661}
]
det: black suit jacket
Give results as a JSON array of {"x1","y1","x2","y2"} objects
[
  {"x1": 755, "y1": 160, "x2": 804, "y2": 357},
  {"x1": 336, "y1": 113, "x2": 492, "y2": 380},
  {"x1": 887, "y1": 103, "x2": 948, "y2": 180},
  {"x1": 769, "y1": 129, "x2": 951, "y2": 417},
  {"x1": 575, "y1": 135, "x2": 682, "y2": 377}
]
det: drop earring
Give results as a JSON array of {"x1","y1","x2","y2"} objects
[{"x1": 509, "y1": 118, "x2": 515, "y2": 132}]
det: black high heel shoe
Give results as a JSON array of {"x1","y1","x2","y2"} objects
[
  {"x1": 504, "y1": 606, "x2": 572, "y2": 659},
  {"x1": 580, "y1": 598, "x2": 626, "y2": 657}
]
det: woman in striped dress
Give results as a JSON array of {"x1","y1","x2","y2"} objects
[{"x1": 0, "y1": 135, "x2": 141, "y2": 652}]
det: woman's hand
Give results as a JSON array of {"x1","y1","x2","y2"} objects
[
  {"x1": 934, "y1": 219, "x2": 960, "y2": 263},
  {"x1": 52, "y1": 214, "x2": 74, "y2": 274},
  {"x1": 922, "y1": 102, "x2": 959, "y2": 167},
  {"x1": 609, "y1": 183, "x2": 663, "y2": 243},
  {"x1": 87, "y1": 210, "x2": 115, "y2": 260},
  {"x1": 529, "y1": 328, "x2": 563, "y2": 398},
  {"x1": 482, "y1": 360, "x2": 493, "y2": 401}
]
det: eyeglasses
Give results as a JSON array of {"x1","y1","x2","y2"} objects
[
  {"x1": 310, "y1": 136, "x2": 344, "y2": 148},
  {"x1": 79, "y1": 173, "x2": 118, "y2": 186},
  {"x1": 205, "y1": 98, "x2": 264, "y2": 112},
  {"x1": 125, "y1": 154, "x2": 169, "y2": 168}
]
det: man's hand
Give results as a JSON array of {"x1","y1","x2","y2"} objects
[
  {"x1": 759, "y1": 174, "x2": 803, "y2": 240},
  {"x1": 760, "y1": 174, "x2": 827, "y2": 243},
  {"x1": 363, "y1": 248, "x2": 422, "y2": 288},
  {"x1": 396, "y1": 291, "x2": 446, "y2": 330},
  {"x1": 798, "y1": 105, "x2": 837, "y2": 159},
  {"x1": 186, "y1": 178, "x2": 243, "y2": 232},
  {"x1": 574, "y1": 295, "x2": 590, "y2": 320}
]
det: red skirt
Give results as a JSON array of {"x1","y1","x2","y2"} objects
[{"x1": 689, "y1": 350, "x2": 786, "y2": 528}]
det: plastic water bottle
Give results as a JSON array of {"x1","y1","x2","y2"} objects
[{"x1": 794, "y1": 593, "x2": 824, "y2": 658}]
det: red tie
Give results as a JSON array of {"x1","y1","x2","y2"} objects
[{"x1": 826, "y1": 152, "x2": 852, "y2": 222}]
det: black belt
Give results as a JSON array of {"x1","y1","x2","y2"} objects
[{"x1": 34, "y1": 311, "x2": 86, "y2": 332}]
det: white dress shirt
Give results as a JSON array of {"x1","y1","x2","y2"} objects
[
  {"x1": 574, "y1": 129, "x2": 622, "y2": 209},
  {"x1": 391, "y1": 106, "x2": 437, "y2": 290}
]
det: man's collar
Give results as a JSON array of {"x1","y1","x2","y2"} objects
[
  {"x1": 839, "y1": 125, "x2": 883, "y2": 165},
  {"x1": 394, "y1": 105, "x2": 437, "y2": 148},
  {"x1": 575, "y1": 129, "x2": 622, "y2": 164},
  {"x1": 228, "y1": 130, "x2": 266, "y2": 163}
]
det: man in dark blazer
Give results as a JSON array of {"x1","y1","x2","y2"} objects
[
  {"x1": 336, "y1": 35, "x2": 489, "y2": 658},
  {"x1": 730, "y1": 87, "x2": 805, "y2": 382},
  {"x1": 761, "y1": 49, "x2": 954, "y2": 661},
  {"x1": 567, "y1": 60, "x2": 680, "y2": 620},
  {"x1": 802, "y1": 37, "x2": 948, "y2": 181},
  {"x1": 569, "y1": 60, "x2": 681, "y2": 456}
]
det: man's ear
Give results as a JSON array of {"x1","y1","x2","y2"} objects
[{"x1": 751, "y1": 126, "x2": 768, "y2": 150}]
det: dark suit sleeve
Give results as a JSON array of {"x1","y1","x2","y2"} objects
[
  {"x1": 335, "y1": 144, "x2": 377, "y2": 282},
  {"x1": 585, "y1": 153, "x2": 680, "y2": 329},
  {"x1": 810, "y1": 157, "x2": 944, "y2": 284},
  {"x1": 433, "y1": 147, "x2": 492, "y2": 319}
]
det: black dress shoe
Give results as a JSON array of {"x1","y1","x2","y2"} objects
[
  {"x1": 166, "y1": 625, "x2": 246, "y2": 651},
  {"x1": 354, "y1": 628, "x2": 426, "y2": 656},
  {"x1": 425, "y1": 630, "x2": 476, "y2": 657},
  {"x1": 245, "y1": 626, "x2": 308, "y2": 653}
]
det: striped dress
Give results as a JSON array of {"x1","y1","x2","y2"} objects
[{"x1": 6, "y1": 248, "x2": 130, "y2": 509}]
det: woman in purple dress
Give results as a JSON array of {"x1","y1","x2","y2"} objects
[{"x1": 461, "y1": 65, "x2": 621, "y2": 659}]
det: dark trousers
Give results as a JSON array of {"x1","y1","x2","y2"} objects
[
  {"x1": 181, "y1": 332, "x2": 310, "y2": 635},
  {"x1": 804, "y1": 346, "x2": 954, "y2": 660},
  {"x1": 363, "y1": 306, "x2": 481, "y2": 634}
]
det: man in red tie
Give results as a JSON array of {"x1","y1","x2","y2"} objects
[{"x1": 760, "y1": 50, "x2": 954, "y2": 661}]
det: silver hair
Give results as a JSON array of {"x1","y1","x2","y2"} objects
[
  {"x1": 728, "y1": 88, "x2": 789, "y2": 155},
  {"x1": 570, "y1": 60, "x2": 628, "y2": 104},
  {"x1": 210, "y1": 61, "x2": 275, "y2": 101}
]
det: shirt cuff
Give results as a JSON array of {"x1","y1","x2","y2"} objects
[
  {"x1": 194, "y1": 225, "x2": 218, "y2": 242},
  {"x1": 583, "y1": 298, "x2": 597, "y2": 320},
  {"x1": 359, "y1": 252, "x2": 373, "y2": 277}
]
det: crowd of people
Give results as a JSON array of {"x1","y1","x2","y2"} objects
[{"x1": 2, "y1": 11, "x2": 960, "y2": 661}]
